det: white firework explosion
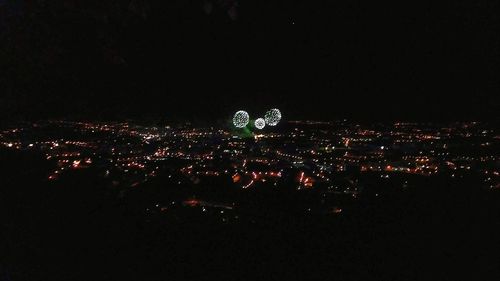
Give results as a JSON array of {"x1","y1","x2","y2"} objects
[
  {"x1": 254, "y1": 118, "x2": 266, "y2": 129},
  {"x1": 264, "y1": 108, "x2": 282, "y2": 126},
  {"x1": 233, "y1": 110, "x2": 250, "y2": 128}
]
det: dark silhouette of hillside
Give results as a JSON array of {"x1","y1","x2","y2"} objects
[{"x1": 1, "y1": 148, "x2": 499, "y2": 280}]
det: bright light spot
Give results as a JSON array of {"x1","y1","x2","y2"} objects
[
  {"x1": 233, "y1": 110, "x2": 250, "y2": 128},
  {"x1": 264, "y1": 108, "x2": 282, "y2": 126},
  {"x1": 255, "y1": 118, "x2": 266, "y2": 129}
]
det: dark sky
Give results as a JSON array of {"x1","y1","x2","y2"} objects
[{"x1": 1, "y1": 0, "x2": 499, "y2": 122}]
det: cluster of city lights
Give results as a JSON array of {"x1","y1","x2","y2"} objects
[{"x1": 232, "y1": 108, "x2": 282, "y2": 130}]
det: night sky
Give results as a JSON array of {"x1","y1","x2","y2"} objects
[{"x1": 1, "y1": 0, "x2": 499, "y2": 122}]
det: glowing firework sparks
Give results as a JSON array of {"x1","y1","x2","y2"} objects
[
  {"x1": 233, "y1": 110, "x2": 250, "y2": 128},
  {"x1": 264, "y1": 108, "x2": 282, "y2": 126},
  {"x1": 255, "y1": 118, "x2": 266, "y2": 129}
]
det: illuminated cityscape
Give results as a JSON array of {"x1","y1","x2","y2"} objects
[
  {"x1": 2, "y1": 120, "x2": 498, "y2": 192},
  {"x1": 1, "y1": 1, "x2": 499, "y2": 280}
]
